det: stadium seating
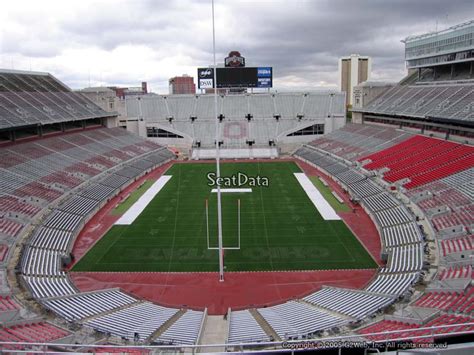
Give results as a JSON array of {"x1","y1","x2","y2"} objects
[
  {"x1": 308, "y1": 123, "x2": 412, "y2": 161},
  {"x1": 365, "y1": 273, "x2": 419, "y2": 296},
  {"x1": 302, "y1": 287, "x2": 394, "y2": 320},
  {"x1": 0, "y1": 70, "x2": 112, "y2": 130},
  {"x1": 0, "y1": 296, "x2": 20, "y2": 312},
  {"x1": 438, "y1": 265, "x2": 473, "y2": 280},
  {"x1": 415, "y1": 287, "x2": 474, "y2": 313},
  {"x1": 0, "y1": 244, "x2": 9, "y2": 262},
  {"x1": 42, "y1": 289, "x2": 139, "y2": 321},
  {"x1": 256, "y1": 301, "x2": 348, "y2": 339},
  {"x1": 154, "y1": 309, "x2": 205, "y2": 345},
  {"x1": 126, "y1": 92, "x2": 346, "y2": 148},
  {"x1": 227, "y1": 310, "x2": 271, "y2": 344},
  {"x1": 358, "y1": 314, "x2": 474, "y2": 342},
  {"x1": 439, "y1": 235, "x2": 473, "y2": 257},
  {"x1": 354, "y1": 84, "x2": 474, "y2": 122},
  {"x1": 84, "y1": 302, "x2": 179, "y2": 342},
  {"x1": 0, "y1": 322, "x2": 70, "y2": 348},
  {"x1": 359, "y1": 135, "x2": 474, "y2": 189}
]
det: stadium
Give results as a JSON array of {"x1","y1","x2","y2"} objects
[{"x1": 0, "y1": 7, "x2": 473, "y2": 355}]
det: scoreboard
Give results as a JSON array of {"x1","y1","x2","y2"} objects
[{"x1": 197, "y1": 67, "x2": 272, "y2": 89}]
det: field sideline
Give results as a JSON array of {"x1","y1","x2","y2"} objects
[{"x1": 72, "y1": 161, "x2": 377, "y2": 272}]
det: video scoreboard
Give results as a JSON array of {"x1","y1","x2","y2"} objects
[{"x1": 197, "y1": 67, "x2": 273, "y2": 89}]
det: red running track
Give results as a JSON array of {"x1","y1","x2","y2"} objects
[
  {"x1": 69, "y1": 158, "x2": 382, "y2": 315},
  {"x1": 71, "y1": 269, "x2": 377, "y2": 315}
]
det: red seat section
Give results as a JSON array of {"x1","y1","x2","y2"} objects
[
  {"x1": 438, "y1": 265, "x2": 473, "y2": 280},
  {"x1": 0, "y1": 296, "x2": 20, "y2": 312},
  {"x1": 439, "y1": 235, "x2": 474, "y2": 257},
  {"x1": 0, "y1": 322, "x2": 69, "y2": 344},
  {"x1": 359, "y1": 135, "x2": 474, "y2": 189},
  {"x1": 359, "y1": 314, "x2": 474, "y2": 342},
  {"x1": 0, "y1": 244, "x2": 8, "y2": 262},
  {"x1": 415, "y1": 287, "x2": 474, "y2": 314}
]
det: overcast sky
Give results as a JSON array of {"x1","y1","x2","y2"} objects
[{"x1": 0, "y1": 0, "x2": 472, "y2": 93}]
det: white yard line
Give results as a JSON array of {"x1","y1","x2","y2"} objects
[
  {"x1": 211, "y1": 188, "x2": 252, "y2": 193},
  {"x1": 115, "y1": 175, "x2": 172, "y2": 225},
  {"x1": 293, "y1": 173, "x2": 341, "y2": 221}
]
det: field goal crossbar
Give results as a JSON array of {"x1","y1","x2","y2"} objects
[{"x1": 206, "y1": 198, "x2": 241, "y2": 250}]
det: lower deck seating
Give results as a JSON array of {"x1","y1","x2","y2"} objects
[
  {"x1": 440, "y1": 235, "x2": 473, "y2": 256},
  {"x1": 365, "y1": 272, "x2": 418, "y2": 296},
  {"x1": 0, "y1": 322, "x2": 70, "y2": 345},
  {"x1": 415, "y1": 287, "x2": 474, "y2": 314},
  {"x1": 0, "y1": 244, "x2": 8, "y2": 262},
  {"x1": 438, "y1": 266, "x2": 473, "y2": 280},
  {"x1": 84, "y1": 302, "x2": 179, "y2": 342},
  {"x1": 154, "y1": 310, "x2": 204, "y2": 345},
  {"x1": 359, "y1": 314, "x2": 474, "y2": 342},
  {"x1": 0, "y1": 296, "x2": 20, "y2": 312},
  {"x1": 43, "y1": 289, "x2": 139, "y2": 321},
  {"x1": 256, "y1": 301, "x2": 348, "y2": 340},
  {"x1": 302, "y1": 287, "x2": 394, "y2": 320},
  {"x1": 227, "y1": 310, "x2": 270, "y2": 344},
  {"x1": 0, "y1": 218, "x2": 24, "y2": 238},
  {"x1": 359, "y1": 135, "x2": 473, "y2": 189}
]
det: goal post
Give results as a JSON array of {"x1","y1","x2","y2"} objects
[{"x1": 206, "y1": 197, "x2": 241, "y2": 250}]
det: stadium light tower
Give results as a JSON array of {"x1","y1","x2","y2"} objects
[{"x1": 212, "y1": 0, "x2": 224, "y2": 282}]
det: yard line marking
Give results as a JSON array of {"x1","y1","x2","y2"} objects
[
  {"x1": 293, "y1": 173, "x2": 341, "y2": 221},
  {"x1": 115, "y1": 175, "x2": 172, "y2": 225},
  {"x1": 211, "y1": 188, "x2": 252, "y2": 193}
]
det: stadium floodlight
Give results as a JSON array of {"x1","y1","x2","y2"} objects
[{"x1": 212, "y1": 0, "x2": 224, "y2": 282}]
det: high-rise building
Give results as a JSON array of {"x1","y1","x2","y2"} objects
[
  {"x1": 339, "y1": 54, "x2": 371, "y2": 106},
  {"x1": 169, "y1": 75, "x2": 196, "y2": 95}
]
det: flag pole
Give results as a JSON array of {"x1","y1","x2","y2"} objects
[{"x1": 212, "y1": 0, "x2": 224, "y2": 282}]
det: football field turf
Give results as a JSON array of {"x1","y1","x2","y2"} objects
[{"x1": 72, "y1": 162, "x2": 377, "y2": 272}]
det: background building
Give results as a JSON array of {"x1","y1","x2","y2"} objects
[
  {"x1": 339, "y1": 54, "x2": 372, "y2": 106},
  {"x1": 402, "y1": 19, "x2": 474, "y2": 82},
  {"x1": 169, "y1": 75, "x2": 196, "y2": 95}
]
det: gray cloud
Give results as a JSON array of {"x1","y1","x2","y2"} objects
[{"x1": 0, "y1": 0, "x2": 472, "y2": 93}]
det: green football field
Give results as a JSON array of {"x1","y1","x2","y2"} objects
[{"x1": 72, "y1": 162, "x2": 377, "y2": 272}]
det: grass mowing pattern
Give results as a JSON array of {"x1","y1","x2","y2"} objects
[
  {"x1": 72, "y1": 162, "x2": 377, "y2": 272},
  {"x1": 309, "y1": 177, "x2": 351, "y2": 212},
  {"x1": 111, "y1": 180, "x2": 155, "y2": 215}
]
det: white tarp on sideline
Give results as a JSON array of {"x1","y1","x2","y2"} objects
[
  {"x1": 211, "y1": 188, "x2": 252, "y2": 193},
  {"x1": 115, "y1": 175, "x2": 172, "y2": 225},
  {"x1": 294, "y1": 173, "x2": 341, "y2": 221}
]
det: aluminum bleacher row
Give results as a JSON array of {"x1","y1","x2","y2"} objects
[
  {"x1": 353, "y1": 84, "x2": 474, "y2": 122},
  {"x1": 294, "y1": 123, "x2": 474, "y2": 345},
  {"x1": 2, "y1": 129, "x2": 204, "y2": 342},
  {"x1": 228, "y1": 141, "x2": 429, "y2": 343},
  {"x1": 0, "y1": 69, "x2": 113, "y2": 130},
  {"x1": 0, "y1": 127, "x2": 173, "y2": 239},
  {"x1": 294, "y1": 146, "x2": 425, "y2": 258},
  {"x1": 302, "y1": 287, "x2": 394, "y2": 320},
  {"x1": 227, "y1": 310, "x2": 271, "y2": 344},
  {"x1": 42, "y1": 289, "x2": 139, "y2": 321},
  {"x1": 0, "y1": 126, "x2": 210, "y2": 345},
  {"x1": 256, "y1": 301, "x2": 348, "y2": 340},
  {"x1": 84, "y1": 303, "x2": 178, "y2": 342}
]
